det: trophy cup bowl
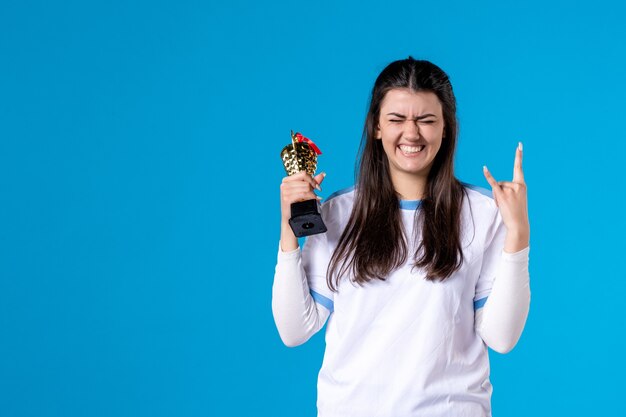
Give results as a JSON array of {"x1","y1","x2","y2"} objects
[{"x1": 280, "y1": 131, "x2": 328, "y2": 237}]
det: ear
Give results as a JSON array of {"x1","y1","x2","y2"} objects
[{"x1": 374, "y1": 124, "x2": 382, "y2": 140}]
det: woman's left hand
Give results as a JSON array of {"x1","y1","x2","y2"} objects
[{"x1": 483, "y1": 142, "x2": 530, "y2": 253}]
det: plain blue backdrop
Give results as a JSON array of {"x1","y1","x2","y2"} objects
[{"x1": 1, "y1": 0, "x2": 625, "y2": 415}]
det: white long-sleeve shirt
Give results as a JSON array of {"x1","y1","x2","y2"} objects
[{"x1": 272, "y1": 185, "x2": 530, "y2": 417}]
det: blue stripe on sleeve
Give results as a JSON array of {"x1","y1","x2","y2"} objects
[
  {"x1": 310, "y1": 290, "x2": 334, "y2": 313},
  {"x1": 461, "y1": 181, "x2": 494, "y2": 199},
  {"x1": 474, "y1": 297, "x2": 488, "y2": 310},
  {"x1": 325, "y1": 185, "x2": 355, "y2": 203}
]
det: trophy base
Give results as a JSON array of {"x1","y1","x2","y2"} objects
[{"x1": 289, "y1": 199, "x2": 327, "y2": 237}]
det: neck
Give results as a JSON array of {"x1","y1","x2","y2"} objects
[{"x1": 390, "y1": 171, "x2": 428, "y2": 200}]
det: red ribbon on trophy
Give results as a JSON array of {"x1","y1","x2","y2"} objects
[{"x1": 294, "y1": 132, "x2": 322, "y2": 155}]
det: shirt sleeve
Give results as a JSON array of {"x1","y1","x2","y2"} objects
[
  {"x1": 301, "y1": 226, "x2": 335, "y2": 313},
  {"x1": 271, "y1": 236, "x2": 333, "y2": 347},
  {"x1": 271, "y1": 200, "x2": 338, "y2": 347},
  {"x1": 473, "y1": 208, "x2": 508, "y2": 307},
  {"x1": 475, "y1": 246, "x2": 531, "y2": 353}
]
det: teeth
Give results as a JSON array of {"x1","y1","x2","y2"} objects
[{"x1": 399, "y1": 145, "x2": 425, "y2": 153}]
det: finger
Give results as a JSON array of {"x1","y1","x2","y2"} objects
[
  {"x1": 497, "y1": 181, "x2": 522, "y2": 192},
  {"x1": 282, "y1": 188, "x2": 319, "y2": 203},
  {"x1": 281, "y1": 181, "x2": 313, "y2": 194},
  {"x1": 313, "y1": 172, "x2": 327, "y2": 188},
  {"x1": 292, "y1": 191, "x2": 321, "y2": 202},
  {"x1": 483, "y1": 165, "x2": 503, "y2": 197},
  {"x1": 283, "y1": 171, "x2": 320, "y2": 191},
  {"x1": 282, "y1": 171, "x2": 312, "y2": 181},
  {"x1": 513, "y1": 142, "x2": 525, "y2": 183},
  {"x1": 484, "y1": 166, "x2": 505, "y2": 206}
]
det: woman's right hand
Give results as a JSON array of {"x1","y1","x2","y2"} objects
[{"x1": 279, "y1": 171, "x2": 326, "y2": 251}]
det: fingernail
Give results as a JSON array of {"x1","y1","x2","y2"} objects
[
  {"x1": 321, "y1": 172, "x2": 326, "y2": 177},
  {"x1": 483, "y1": 165, "x2": 488, "y2": 171},
  {"x1": 316, "y1": 195, "x2": 323, "y2": 200},
  {"x1": 316, "y1": 184, "x2": 322, "y2": 191},
  {"x1": 518, "y1": 142, "x2": 523, "y2": 151}
]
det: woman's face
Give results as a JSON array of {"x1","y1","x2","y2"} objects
[{"x1": 375, "y1": 88, "x2": 445, "y2": 183}]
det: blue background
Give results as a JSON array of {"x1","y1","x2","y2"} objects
[{"x1": 1, "y1": 0, "x2": 625, "y2": 415}]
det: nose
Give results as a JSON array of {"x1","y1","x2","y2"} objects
[{"x1": 403, "y1": 120, "x2": 420, "y2": 140}]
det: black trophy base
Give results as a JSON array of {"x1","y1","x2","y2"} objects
[{"x1": 288, "y1": 199, "x2": 327, "y2": 237}]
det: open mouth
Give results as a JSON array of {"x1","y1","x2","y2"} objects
[{"x1": 398, "y1": 144, "x2": 425, "y2": 155}]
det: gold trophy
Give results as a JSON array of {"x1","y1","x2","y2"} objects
[{"x1": 280, "y1": 130, "x2": 327, "y2": 237}]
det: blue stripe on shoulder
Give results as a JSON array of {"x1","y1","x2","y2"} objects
[
  {"x1": 460, "y1": 181, "x2": 493, "y2": 199},
  {"x1": 474, "y1": 297, "x2": 488, "y2": 310},
  {"x1": 310, "y1": 290, "x2": 334, "y2": 313},
  {"x1": 325, "y1": 185, "x2": 355, "y2": 203},
  {"x1": 326, "y1": 183, "x2": 491, "y2": 201}
]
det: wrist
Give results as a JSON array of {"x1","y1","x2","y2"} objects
[
  {"x1": 280, "y1": 221, "x2": 298, "y2": 252},
  {"x1": 506, "y1": 225, "x2": 529, "y2": 240},
  {"x1": 504, "y1": 229, "x2": 529, "y2": 253}
]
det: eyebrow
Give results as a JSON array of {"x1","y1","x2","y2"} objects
[{"x1": 386, "y1": 112, "x2": 438, "y2": 119}]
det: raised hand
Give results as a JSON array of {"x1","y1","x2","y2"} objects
[
  {"x1": 279, "y1": 171, "x2": 326, "y2": 251},
  {"x1": 483, "y1": 142, "x2": 530, "y2": 253}
]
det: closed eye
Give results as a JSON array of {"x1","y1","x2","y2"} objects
[{"x1": 389, "y1": 119, "x2": 435, "y2": 123}]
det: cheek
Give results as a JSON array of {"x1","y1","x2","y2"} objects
[
  {"x1": 381, "y1": 139, "x2": 396, "y2": 152},
  {"x1": 381, "y1": 126, "x2": 400, "y2": 137},
  {"x1": 424, "y1": 125, "x2": 444, "y2": 143},
  {"x1": 381, "y1": 138, "x2": 399, "y2": 156}
]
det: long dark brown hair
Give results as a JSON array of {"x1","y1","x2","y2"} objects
[{"x1": 327, "y1": 57, "x2": 466, "y2": 291}]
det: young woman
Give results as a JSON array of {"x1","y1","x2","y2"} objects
[{"x1": 272, "y1": 57, "x2": 530, "y2": 417}]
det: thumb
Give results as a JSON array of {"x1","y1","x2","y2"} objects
[{"x1": 314, "y1": 172, "x2": 327, "y2": 186}]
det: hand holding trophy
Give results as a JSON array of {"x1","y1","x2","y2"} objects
[{"x1": 280, "y1": 131, "x2": 327, "y2": 237}]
